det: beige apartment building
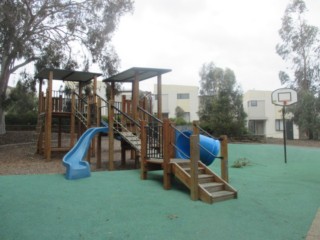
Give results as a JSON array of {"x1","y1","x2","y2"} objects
[{"x1": 243, "y1": 90, "x2": 299, "y2": 139}]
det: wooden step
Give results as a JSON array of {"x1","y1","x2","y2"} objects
[
  {"x1": 211, "y1": 190, "x2": 235, "y2": 203},
  {"x1": 183, "y1": 166, "x2": 205, "y2": 174},
  {"x1": 198, "y1": 174, "x2": 214, "y2": 183},
  {"x1": 200, "y1": 182, "x2": 224, "y2": 192}
]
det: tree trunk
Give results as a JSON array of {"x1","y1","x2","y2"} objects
[
  {"x1": 0, "y1": 109, "x2": 5, "y2": 135},
  {"x1": 0, "y1": 58, "x2": 14, "y2": 135}
]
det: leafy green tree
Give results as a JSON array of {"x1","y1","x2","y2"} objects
[
  {"x1": 5, "y1": 72, "x2": 38, "y2": 127},
  {"x1": 276, "y1": 0, "x2": 319, "y2": 91},
  {"x1": 0, "y1": 0, "x2": 133, "y2": 133},
  {"x1": 174, "y1": 106, "x2": 187, "y2": 125},
  {"x1": 276, "y1": 0, "x2": 320, "y2": 139},
  {"x1": 198, "y1": 62, "x2": 247, "y2": 137}
]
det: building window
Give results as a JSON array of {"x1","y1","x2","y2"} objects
[
  {"x1": 248, "y1": 100, "x2": 257, "y2": 107},
  {"x1": 275, "y1": 119, "x2": 284, "y2": 131},
  {"x1": 177, "y1": 93, "x2": 189, "y2": 99}
]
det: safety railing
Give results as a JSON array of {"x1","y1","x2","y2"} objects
[{"x1": 138, "y1": 106, "x2": 164, "y2": 159}]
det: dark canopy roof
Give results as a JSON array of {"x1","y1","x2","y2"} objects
[
  {"x1": 103, "y1": 67, "x2": 171, "y2": 83},
  {"x1": 35, "y1": 68, "x2": 102, "y2": 83}
]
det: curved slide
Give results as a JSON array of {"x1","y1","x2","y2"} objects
[
  {"x1": 175, "y1": 130, "x2": 220, "y2": 166},
  {"x1": 63, "y1": 126, "x2": 108, "y2": 180}
]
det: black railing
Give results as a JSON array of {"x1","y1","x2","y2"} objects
[{"x1": 145, "y1": 122, "x2": 163, "y2": 159}]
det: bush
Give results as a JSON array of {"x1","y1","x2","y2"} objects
[
  {"x1": 5, "y1": 112, "x2": 37, "y2": 125},
  {"x1": 231, "y1": 158, "x2": 251, "y2": 168}
]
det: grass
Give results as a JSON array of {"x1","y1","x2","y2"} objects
[{"x1": 231, "y1": 157, "x2": 251, "y2": 168}]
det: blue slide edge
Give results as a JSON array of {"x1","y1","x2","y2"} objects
[{"x1": 62, "y1": 126, "x2": 108, "y2": 180}]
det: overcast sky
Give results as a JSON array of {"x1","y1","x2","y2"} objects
[{"x1": 111, "y1": 0, "x2": 320, "y2": 93}]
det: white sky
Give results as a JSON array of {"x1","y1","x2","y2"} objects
[{"x1": 111, "y1": 0, "x2": 320, "y2": 93}]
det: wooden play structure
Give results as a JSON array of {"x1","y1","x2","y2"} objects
[
  {"x1": 35, "y1": 69, "x2": 104, "y2": 161},
  {"x1": 35, "y1": 67, "x2": 237, "y2": 204}
]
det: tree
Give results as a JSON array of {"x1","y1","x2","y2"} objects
[
  {"x1": 0, "y1": 0, "x2": 133, "y2": 134},
  {"x1": 174, "y1": 106, "x2": 187, "y2": 125},
  {"x1": 198, "y1": 62, "x2": 247, "y2": 137},
  {"x1": 4, "y1": 72, "x2": 38, "y2": 127},
  {"x1": 276, "y1": 0, "x2": 320, "y2": 139}
]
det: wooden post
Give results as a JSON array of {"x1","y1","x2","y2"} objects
[
  {"x1": 108, "y1": 100, "x2": 115, "y2": 170},
  {"x1": 93, "y1": 76, "x2": 97, "y2": 104},
  {"x1": 192, "y1": 120, "x2": 199, "y2": 135},
  {"x1": 121, "y1": 95, "x2": 126, "y2": 126},
  {"x1": 140, "y1": 120, "x2": 147, "y2": 180},
  {"x1": 190, "y1": 134, "x2": 199, "y2": 201},
  {"x1": 220, "y1": 135, "x2": 229, "y2": 182},
  {"x1": 97, "y1": 97, "x2": 102, "y2": 169},
  {"x1": 78, "y1": 82, "x2": 83, "y2": 137},
  {"x1": 45, "y1": 71, "x2": 53, "y2": 161},
  {"x1": 169, "y1": 121, "x2": 176, "y2": 158},
  {"x1": 157, "y1": 74, "x2": 162, "y2": 120},
  {"x1": 163, "y1": 119, "x2": 171, "y2": 189},
  {"x1": 86, "y1": 96, "x2": 91, "y2": 163},
  {"x1": 70, "y1": 93, "x2": 76, "y2": 147},
  {"x1": 58, "y1": 117, "x2": 61, "y2": 148},
  {"x1": 132, "y1": 72, "x2": 139, "y2": 133},
  {"x1": 38, "y1": 79, "x2": 43, "y2": 114}
]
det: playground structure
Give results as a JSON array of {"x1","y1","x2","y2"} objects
[{"x1": 35, "y1": 67, "x2": 237, "y2": 204}]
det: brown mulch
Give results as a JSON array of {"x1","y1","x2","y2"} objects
[
  {"x1": 0, "y1": 131, "x2": 137, "y2": 176},
  {"x1": 0, "y1": 131, "x2": 319, "y2": 176}
]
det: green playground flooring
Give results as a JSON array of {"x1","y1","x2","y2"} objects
[{"x1": 1, "y1": 143, "x2": 320, "y2": 240}]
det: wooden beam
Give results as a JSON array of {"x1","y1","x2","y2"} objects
[
  {"x1": 163, "y1": 119, "x2": 171, "y2": 189},
  {"x1": 220, "y1": 135, "x2": 229, "y2": 182},
  {"x1": 38, "y1": 79, "x2": 43, "y2": 114},
  {"x1": 190, "y1": 134, "x2": 199, "y2": 201},
  {"x1": 140, "y1": 120, "x2": 147, "y2": 180},
  {"x1": 132, "y1": 72, "x2": 139, "y2": 127},
  {"x1": 70, "y1": 93, "x2": 76, "y2": 147},
  {"x1": 45, "y1": 71, "x2": 53, "y2": 161},
  {"x1": 97, "y1": 97, "x2": 102, "y2": 169},
  {"x1": 192, "y1": 121, "x2": 199, "y2": 135},
  {"x1": 157, "y1": 74, "x2": 162, "y2": 120},
  {"x1": 108, "y1": 100, "x2": 115, "y2": 170}
]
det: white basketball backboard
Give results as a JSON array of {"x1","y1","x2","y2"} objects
[{"x1": 271, "y1": 88, "x2": 297, "y2": 106}]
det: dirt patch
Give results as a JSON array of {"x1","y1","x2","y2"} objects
[{"x1": 0, "y1": 131, "x2": 138, "y2": 176}]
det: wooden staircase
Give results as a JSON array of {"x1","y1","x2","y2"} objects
[
  {"x1": 117, "y1": 131, "x2": 141, "y2": 152},
  {"x1": 171, "y1": 160, "x2": 237, "y2": 204}
]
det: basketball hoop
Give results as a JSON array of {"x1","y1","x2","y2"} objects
[
  {"x1": 271, "y1": 88, "x2": 298, "y2": 164},
  {"x1": 271, "y1": 88, "x2": 297, "y2": 106}
]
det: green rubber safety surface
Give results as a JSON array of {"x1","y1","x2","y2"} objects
[{"x1": 1, "y1": 144, "x2": 319, "y2": 240}]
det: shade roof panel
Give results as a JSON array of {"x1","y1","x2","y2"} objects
[
  {"x1": 103, "y1": 67, "x2": 171, "y2": 83},
  {"x1": 35, "y1": 68, "x2": 102, "y2": 82}
]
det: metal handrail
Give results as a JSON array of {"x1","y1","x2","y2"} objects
[
  {"x1": 193, "y1": 122, "x2": 219, "y2": 140},
  {"x1": 112, "y1": 104, "x2": 141, "y2": 128},
  {"x1": 137, "y1": 106, "x2": 163, "y2": 124}
]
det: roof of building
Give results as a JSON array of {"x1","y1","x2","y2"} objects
[
  {"x1": 35, "y1": 68, "x2": 102, "y2": 83},
  {"x1": 103, "y1": 67, "x2": 171, "y2": 83}
]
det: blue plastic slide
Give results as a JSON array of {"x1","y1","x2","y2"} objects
[
  {"x1": 175, "y1": 130, "x2": 220, "y2": 166},
  {"x1": 62, "y1": 126, "x2": 108, "y2": 180}
]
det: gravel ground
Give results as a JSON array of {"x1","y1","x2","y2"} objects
[{"x1": 0, "y1": 131, "x2": 319, "y2": 176}]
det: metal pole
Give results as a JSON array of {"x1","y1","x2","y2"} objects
[{"x1": 282, "y1": 106, "x2": 287, "y2": 164}]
